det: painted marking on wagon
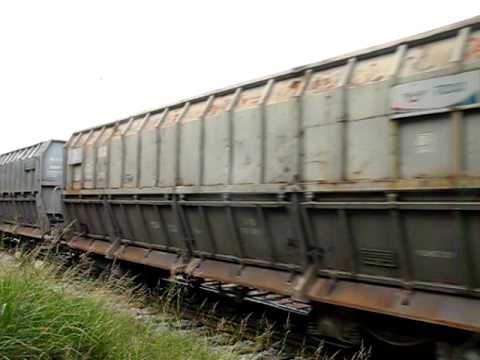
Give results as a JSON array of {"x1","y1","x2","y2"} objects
[
  {"x1": 415, "y1": 250, "x2": 455, "y2": 259},
  {"x1": 149, "y1": 220, "x2": 161, "y2": 230},
  {"x1": 415, "y1": 132, "x2": 435, "y2": 154},
  {"x1": 167, "y1": 224, "x2": 178, "y2": 233}
]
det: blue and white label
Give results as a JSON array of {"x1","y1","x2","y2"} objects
[{"x1": 391, "y1": 71, "x2": 480, "y2": 114}]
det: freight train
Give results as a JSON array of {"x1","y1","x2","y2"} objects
[{"x1": 1, "y1": 16, "x2": 480, "y2": 359}]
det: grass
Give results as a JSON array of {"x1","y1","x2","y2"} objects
[
  {"x1": 0, "y1": 246, "x2": 371, "y2": 360},
  {"x1": 0, "y1": 252, "x2": 231, "y2": 360}
]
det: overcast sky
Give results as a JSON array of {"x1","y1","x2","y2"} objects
[{"x1": 0, "y1": 1, "x2": 477, "y2": 153}]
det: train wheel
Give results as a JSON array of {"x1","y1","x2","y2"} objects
[{"x1": 435, "y1": 336, "x2": 480, "y2": 360}]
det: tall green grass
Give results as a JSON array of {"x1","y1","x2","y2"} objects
[{"x1": 0, "y1": 255, "x2": 228, "y2": 360}]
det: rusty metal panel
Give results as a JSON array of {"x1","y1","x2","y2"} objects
[
  {"x1": 142, "y1": 249, "x2": 180, "y2": 271},
  {"x1": 464, "y1": 29, "x2": 480, "y2": 65},
  {"x1": 350, "y1": 53, "x2": 395, "y2": 86},
  {"x1": 68, "y1": 237, "x2": 110, "y2": 255},
  {"x1": 307, "y1": 278, "x2": 480, "y2": 333},
  {"x1": 306, "y1": 67, "x2": 344, "y2": 94},
  {"x1": 399, "y1": 37, "x2": 456, "y2": 79},
  {"x1": 16, "y1": 226, "x2": 44, "y2": 239},
  {"x1": 192, "y1": 259, "x2": 295, "y2": 295}
]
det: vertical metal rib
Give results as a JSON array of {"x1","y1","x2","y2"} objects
[
  {"x1": 226, "y1": 88, "x2": 242, "y2": 185},
  {"x1": 225, "y1": 202, "x2": 244, "y2": 260},
  {"x1": 94, "y1": 201, "x2": 108, "y2": 239},
  {"x1": 294, "y1": 70, "x2": 312, "y2": 184},
  {"x1": 452, "y1": 111, "x2": 463, "y2": 177},
  {"x1": 198, "y1": 96, "x2": 215, "y2": 186},
  {"x1": 93, "y1": 127, "x2": 106, "y2": 189},
  {"x1": 454, "y1": 210, "x2": 475, "y2": 290},
  {"x1": 451, "y1": 27, "x2": 471, "y2": 66},
  {"x1": 339, "y1": 58, "x2": 356, "y2": 180},
  {"x1": 198, "y1": 205, "x2": 217, "y2": 254},
  {"x1": 120, "y1": 118, "x2": 134, "y2": 189},
  {"x1": 289, "y1": 193, "x2": 309, "y2": 270},
  {"x1": 258, "y1": 79, "x2": 274, "y2": 184},
  {"x1": 137, "y1": 202, "x2": 153, "y2": 244},
  {"x1": 68, "y1": 133, "x2": 82, "y2": 190},
  {"x1": 69, "y1": 202, "x2": 83, "y2": 233},
  {"x1": 155, "y1": 108, "x2": 169, "y2": 188},
  {"x1": 256, "y1": 205, "x2": 276, "y2": 264},
  {"x1": 337, "y1": 208, "x2": 358, "y2": 275},
  {"x1": 79, "y1": 202, "x2": 91, "y2": 235},
  {"x1": 80, "y1": 129, "x2": 94, "y2": 190},
  {"x1": 390, "y1": 44, "x2": 408, "y2": 82},
  {"x1": 172, "y1": 196, "x2": 193, "y2": 254},
  {"x1": 120, "y1": 203, "x2": 135, "y2": 241},
  {"x1": 155, "y1": 205, "x2": 172, "y2": 249},
  {"x1": 389, "y1": 195, "x2": 412, "y2": 283},
  {"x1": 103, "y1": 198, "x2": 121, "y2": 243},
  {"x1": 174, "y1": 103, "x2": 191, "y2": 187},
  {"x1": 300, "y1": 205, "x2": 317, "y2": 263},
  {"x1": 389, "y1": 45, "x2": 407, "y2": 179},
  {"x1": 136, "y1": 113, "x2": 150, "y2": 188},
  {"x1": 106, "y1": 122, "x2": 119, "y2": 189}
]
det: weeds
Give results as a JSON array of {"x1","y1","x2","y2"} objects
[{"x1": 0, "y1": 252, "x2": 226, "y2": 360}]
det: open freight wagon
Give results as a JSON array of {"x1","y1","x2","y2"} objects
[{"x1": 63, "y1": 16, "x2": 480, "y2": 353}]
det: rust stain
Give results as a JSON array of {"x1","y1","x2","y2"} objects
[
  {"x1": 16, "y1": 227, "x2": 43, "y2": 239},
  {"x1": 268, "y1": 78, "x2": 304, "y2": 104},
  {"x1": 400, "y1": 38, "x2": 455, "y2": 77},
  {"x1": 161, "y1": 108, "x2": 184, "y2": 128},
  {"x1": 182, "y1": 102, "x2": 206, "y2": 124},
  {"x1": 236, "y1": 87, "x2": 264, "y2": 110},
  {"x1": 206, "y1": 95, "x2": 232, "y2": 117},
  {"x1": 142, "y1": 250, "x2": 179, "y2": 271},
  {"x1": 67, "y1": 236, "x2": 109, "y2": 256},
  {"x1": 191, "y1": 259, "x2": 296, "y2": 295},
  {"x1": 307, "y1": 68, "x2": 343, "y2": 94},
  {"x1": 350, "y1": 54, "x2": 394, "y2": 86},
  {"x1": 464, "y1": 33, "x2": 480, "y2": 63},
  {"x1": 307, "y1": 278, "x2": 480, "y2": 333}
]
